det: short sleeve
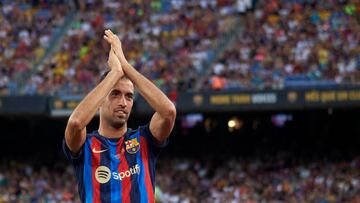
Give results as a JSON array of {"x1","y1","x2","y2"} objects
[
  {"x1": 141, "y1": 124, "x2": 169, "y2": 158},
  {"x1": 62, "y1": 138, "x2": 84, "y2": 164}
]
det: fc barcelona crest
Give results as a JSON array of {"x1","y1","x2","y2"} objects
[{"x1": 125, "y1": 138, "x2": 140, "y2": 154}]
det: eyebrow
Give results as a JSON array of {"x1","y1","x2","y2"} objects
[
  {"x1": 111, "y1": 89, "x2": 134, "y2": 96},
  {"x1": 111, "y1": 89, "x2": 120, "y2": 94},
  {"x1": 126, "y1": 92, "x2": 134, "y2": 97}
]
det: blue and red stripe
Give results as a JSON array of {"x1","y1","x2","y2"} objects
[
  {"x1": 134, "y1": 132, "x2": 150, "y2": 203},
  {"x1": 91, "y1": 137, "x2": 101, "y2": 203},
  {"x1": 100, "y1": 141, "x2": 111, "y2": 202},
  {"x1": 83, "y1": 136, "x2": 94, "y2": 203},
  {"x1": 109, "y1": 138, "x2": 121, "y2": 203},
  {"x1": 140, "y1": 136, "x2": 155, "y2": 203},
  {"x1": 79, "y1": 128, "x2": 158, "y2": 203},
  {"x1": 126, "y1": 133, "x2": 141, "y2": 203},
  {"x1": 119, "y1": 137, "x2": 132, "y2": 203}
]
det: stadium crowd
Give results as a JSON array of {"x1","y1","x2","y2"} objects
[
  {"x1": 1, "y1": 0, "x2": 359, "y2": 95},
  {"x1": 156, "y1": 155, "x2": 360, "y2": 203},
  {"x1": 0, "y1": 161, "x2": 80, "y2": 203},
  {"x1": 205, "y1": 0, "x2": 360, "y2": 90},
  {"x1": 25, "y1": 0, "x2": 238, "y2": 95},
  {"x1": 0, "y1": 0, "x2": 71, "y2": 95},
  {"x1": 1, "y1": 154, "x2": 360, "y2": 203}
]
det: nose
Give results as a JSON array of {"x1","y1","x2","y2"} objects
[{"x1": 119, "y1": 95, "x2": 127, "y2": 108}]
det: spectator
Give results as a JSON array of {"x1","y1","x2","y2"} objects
[{"x1": 204, "y1": 0, "x2": 360, "y2": 90}]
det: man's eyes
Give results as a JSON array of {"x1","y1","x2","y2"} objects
[
  {"x1": 111, "y1": 92, "x2": 133, "y2": 99},
  {"x1": 111, "y1": 92, "x2": 119, "y2": 96}
]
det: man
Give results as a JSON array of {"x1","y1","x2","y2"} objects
[{"x1": 63, "y1": 30, "x2": 176, "y2": 203}]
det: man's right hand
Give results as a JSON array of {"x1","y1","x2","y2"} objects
[
  {"x1": 103, "y1": 29, "x2": 128, "y2": 65},
  {"x1": 107, "y1": 47, "x2": 124, "y2": 75}
]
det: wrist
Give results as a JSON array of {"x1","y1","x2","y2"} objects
[
  {"x1": 121, "y1": 61, "x2": 131, "y2": 70},
  {"x1": 109, "y1": 68, "x2": 124, "y2": 76}
]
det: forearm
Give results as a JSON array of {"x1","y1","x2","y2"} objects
[
  {"x1": 122, "y1": 62, "x2": 175, "y2": 118},
  {"x1": 104, "y1": 29, "x2": 175, "y2": 141},
  {"x1": 69, "y1": 70, "x2": 123, "y2": 129}
]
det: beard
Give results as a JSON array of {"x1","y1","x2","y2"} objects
[
  {"x1": 105, "y1": 114, "x2": 127, "y2": 129},
  {"x1": 111, "y1": 119, "x2": 126, "y2": 129}
]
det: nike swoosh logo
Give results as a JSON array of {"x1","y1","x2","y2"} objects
[{"x1": 92, "y1": 148, "x2": 108, "y2": 153}]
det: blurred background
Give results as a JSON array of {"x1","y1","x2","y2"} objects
[{"x1": 0, "y1": 0, "x2": 360, "y2": 202}]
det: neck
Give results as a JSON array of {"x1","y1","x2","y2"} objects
[{"x1": 98, "y1": 119, "x2": 127, "y2": 139}]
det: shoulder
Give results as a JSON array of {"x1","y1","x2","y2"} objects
[
  {"x1": 136, "y1": 124, "x2": 168, "y2": 149},
  {"x1": 125, "y1": 125, "x2": 150, "y2": 136},
  {"x1": 131, "y1": 124, "x2": 152, "y2": 138},
  {"x1": 139, "y1": 124, "x2": 150, "y2": 134},
  {"x1": 85, "y1": 131, "x2": 104, "y2": 141}
]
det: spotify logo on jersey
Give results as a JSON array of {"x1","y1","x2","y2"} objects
[
  {"x1": 95, "y1": 166, "x2": 111, "y2": 184},
  {"x1": 95, "y1": 164, "x2": 140, "y2": 184}
]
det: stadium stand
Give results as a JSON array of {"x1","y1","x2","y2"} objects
[
  {"x1": 28, "y1": 0, "x2": 238, "y2": 96},
  {"x1": 2, "y1": 1, "x2": 359, "y2": 95},
  {"x1": 204, "y1": 0, "x2": 360, "y2": 90},
  {"x1": 0, "y1": 111, "x2": 360, "y2": 203},
  {"x1": 1, "y1": 155, "x2": 360, "y2": 202},
  {"x1": 0, "y1": 162, "x2": 80, "y2": 202},
  {"x1": 156, "y1": 155, "x2": 360, "y2": 202},
  {"x1": 0, "y1": 1, "x2": 360, "y2": 203},
  {"x1": 0, "y1": 0, "x2": 72, "y2": 95}
]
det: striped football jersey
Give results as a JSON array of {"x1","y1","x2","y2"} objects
[{"x1": 63, "y1": 124, "x2": 167, "y2": 203}]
